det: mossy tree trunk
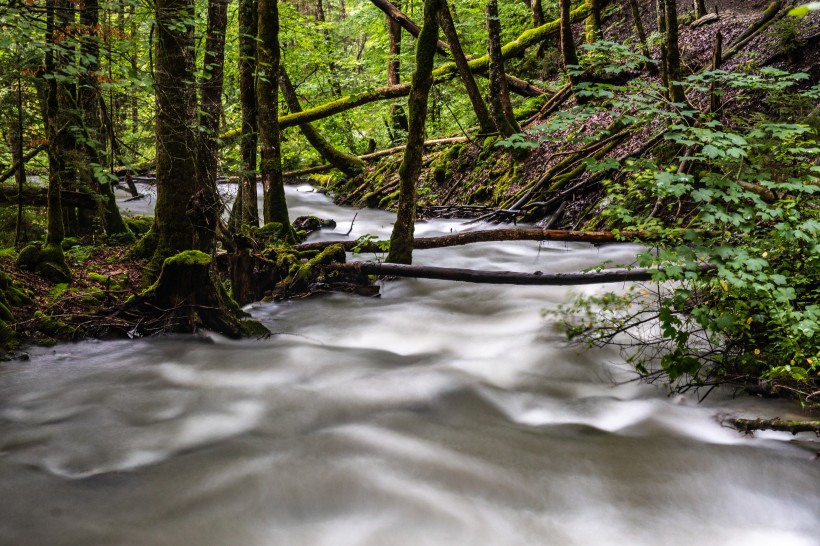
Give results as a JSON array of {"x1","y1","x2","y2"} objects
[
  {"x1": 257, "y1": 0, "x2": 291, "y2": 230},
  {"x1": 386, "y1": 0, "x2": 440, "y2": 265},
  {"x1": 280, "y1": 67, "x2": 366, "y2": 177},
  {"x1": 559, "y1": 0, "x2": 583, "y2": 96},
  {"x1": 486, "y1": 0, "x2": 520, "y2": 137},
  {"x1": 194, "y1": 0, "x2": 229, "y2": 253},
  {"x1": 78, "y1": 0, "x2": 129, "y2": 237},
  {"x1": 235, "y1": 0, "x2": 260, "y2": 228},
  {"x1": 439, "y1": 0, "x2": 495, "y2": 136},
  {"x1": 585, "y1": 0, "x2": 603, "y2": 42},
  {"x1": 151, "y1": 0, "x2": 198, "y2": 271},
  {"x1": 43, "y1": 0, "x2": 70, "y2": 279}
]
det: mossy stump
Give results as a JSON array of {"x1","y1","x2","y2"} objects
[
  {"x1": 125, "y1": 250, "x2": 269, "y2": 338},
  {"x1": 15, "y1": 242, "x2": 71, "y2": 283}
]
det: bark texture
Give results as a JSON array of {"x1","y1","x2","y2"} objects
[
  {"x1": 486, "y1": 0, "x2": 521, "y2": 137},
  {"x1": 257, "y1": 0, "x2": 291, "y2": 229},
  {"x1": 152, "y1": 0, "x2": 198, "y2": 268},
  {"x1": 237, "y1": 0, "x2": 260, "y2": 227},
  {"x1": 386, "y1": 0, "x2": 440, "y2": 264}
]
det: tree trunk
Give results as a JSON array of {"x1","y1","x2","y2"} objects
[
  {"x1": 194, "y1": 0, "x2": 229, "y2": 253},
  {"x1": 257, "y1": 0, "x2": 291, "y2": 230},
  {"x1": 386, "y1": 8, "x2": 408, "y2": 142},
  {"x1": 531, "y1": 0, "x2": 545, "y2": 27},
  {"x1": 42, "y1": 0, "x2": 71, "y2": 281},
  {"x1": 656, "y1": 0, "x2": 669, "y2": 93},
  {"x1": 709, "y1": 30, "x2": 722, "y2": 114},
  {"x1": 439, "y1": 0, "x2": 495, "y2": 135},
  {"x1": 236, "y1": 0, "x2": 259, "y2": 227},
  {"x1": 386, "y1": 0, "x2": 440, "y2": 265},
  {"x1": 152, "y1": 0, "x2": 198, "y2": 269},
  {"x1": 694, "y1": 0, "x2": 707, "y2": 18},
  {"x1": 560, "y1": 0, "x2": 582, "y2": 92},
  {"x1": 79, "y1": 0, "x2": 129, "y2": 236},
  {"x1": 628, "y1": 0, "x2": 652, "y2": 63},
  {"x1": 586, "y1": 0, "x2": 603, "y2": 42},
  {"x1": 280, "y1": 67, "x2": 366, "y2": 177},
  {"x1": 14, "y1": 72, "x2": 26, "y2": 247},
  {"x1": 486, "y1": 0, "x2": 520, "y2": 137},
  {"x1": 663, "y1": 0, "x2": 688, "y2": 105}
]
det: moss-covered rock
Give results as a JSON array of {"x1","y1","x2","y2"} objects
[
  {"x1": 125, "y1": 216, "x2": 154, "y2": 237},
  {"x1": 16, "y1": 241, "x2": 71, "y2": 283}
]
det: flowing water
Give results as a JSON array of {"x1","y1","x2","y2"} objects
[{"x1": 1, "y1": 185, "x2": 818, "y2": 545}]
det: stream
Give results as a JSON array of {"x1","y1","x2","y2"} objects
[{"x1": 0, "y1": 185, "x2": 818, "y2": 545}]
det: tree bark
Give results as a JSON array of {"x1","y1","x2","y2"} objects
[
  {"x1": 439, "y1": 0, "x2": 495, "y2": 135},
  {"x1": 194, "y1": 0, "x2": 229, "y2": 253},
  {"x1": 386, "y1": 0, "x2": 440, "y2": 264},
  {"x1": 531, "y1": 0, "x2": 545, "y2": 27},
  {"x1": 560, "y1": 0, "x2": 583, "y2": 94},
  {"x1": 664, "y1": 0, "x2": 688, "y2": 105},
  {"x1": 329, "y1": 262, "x2": 672, "y2": 285},
  {"x1": 79, "y1": 0, "x2": 129, "y2": 236},
  {"x1": 586, "y1": 0, "x2": 603, "y2": 42},
  {"x1": 152, "y1": 0, "x2": 198, "y2": 268},
  {"x1": 237, "y1": 0, "x2": 259, "y2": 227},
  {"x1": 280, "y1": 67, "x2": 366, "y2": 177},
  {"x1": 656, "y1": 0, "x2": 669, "y2": 93},
  {"x1": 694, "y1": 0, "x2": 707, "y2": 18},
  {"x1": 257, "y1": 0, "x2": 291, "y2": 230},
  {"x1": 628, "y1": 0, "x2": 652, "y2": 63},
  {"x1": 486, "y1": 0, "x2": 521, "y2": 137},
  {"x1": 294, "y1": 227, "x2": 676, "y2": 253}
]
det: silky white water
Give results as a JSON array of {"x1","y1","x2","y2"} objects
[{"x1": 0, "y1": 185, "x2": 817, "y2": 546}]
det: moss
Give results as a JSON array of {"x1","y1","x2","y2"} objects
[
  {"x1": 165, "y1": 250, "x2": 212, "y2": 267},
  {"x1": 280, "y1": 243, "x2": 346, "y2": 294},
  {"x1": 129, "y1": 229, "x2": 158, "y2": 260},
  {"x1": 15, "y1": 241, "x2": 43, "y2": 271},
  {"x1": 125, "y1": 216, "x2": 154, "y2": 237},
  {"x1": 378, "y1": 189, "x2": 401, "y2": 209},
  {"x1": 61, "y1": 237, "x2": 82, "y2": 250},
  {"x1": 239, "y1": 319, "x2": 270, "y2": 338},
  {"x1": 257, "y1": 222, "x2": 285, "y2": 241},
  {"x1": 17, "y1": 242, "x2": 71, "y2": 283},
  {"x1": 0, "y1": 271, "x2": 30, "y2": 306},
  {"x1": 33, "y1": 310, "x2": 71, "y2": 337}
]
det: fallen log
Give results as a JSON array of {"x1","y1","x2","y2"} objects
[
  {"x1": 721, "y1": 0, "x2": 785, "y2": 64},
  {"x1": 292, "y1": 228, "x2": 675, "y2": 253},
  {"x1": 327, "y1": 261, "x2": 671, "y2": 285},
  {"x1": 725, "y1": 417, "x2": 820, "y2": 435},
  {"x1": 283, "y1": 137, "x2": 470, "y2": 178},
  {"x1": 1, "y1": 186, "x2": 98, "y2": 210}
]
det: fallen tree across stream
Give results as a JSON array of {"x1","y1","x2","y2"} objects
[
  {"x1": 292, "y1": 228, "x2": 677, "y2": 253},
  {"x1": 327, "y1": 262, "x2": 682, "y2": 285},
  {"x1": 725, "y1": 417, "x2": 820, "y2": 435}
]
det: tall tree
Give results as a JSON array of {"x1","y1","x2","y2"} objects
[
  {"x1": 78, "y1": 0, "x2": 129, "y2": 236},
  {"x1": 531, "y1": 0, "x2": 545, "y2": 27},
  {"x1": 258, "y1": 0, "x2": 291, "y2": 230},
  {"x1": 439, "y1": 0, "x2": 495, "y2": 135},
  {"x1": 194, "y1": 0, "x2": 229, "y2": 252},
  {"x1": 151, "y1": 0, "x2": 198, "y2": 269},
  {"x1": 486, "y1": 0, "x2": 520, "y2": 137},
  {"x1": 235, "y1": 0, "x2": 260, "y2": 227},
  {"x1": 694, "y1": 0, "x2": 707, "y2": 18},
  {"x1": 663, "y1": 0, "x2": 687, "y2": 105},
  {"x1": 559, "y1": 0, "x2": 583, "y2": 95},
  {"x1": 586, "y1": 0, "x2": 603, "y2": 42},
  {"x1": 386, "y1": 0, "x2": 441, "y2": 264}
]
